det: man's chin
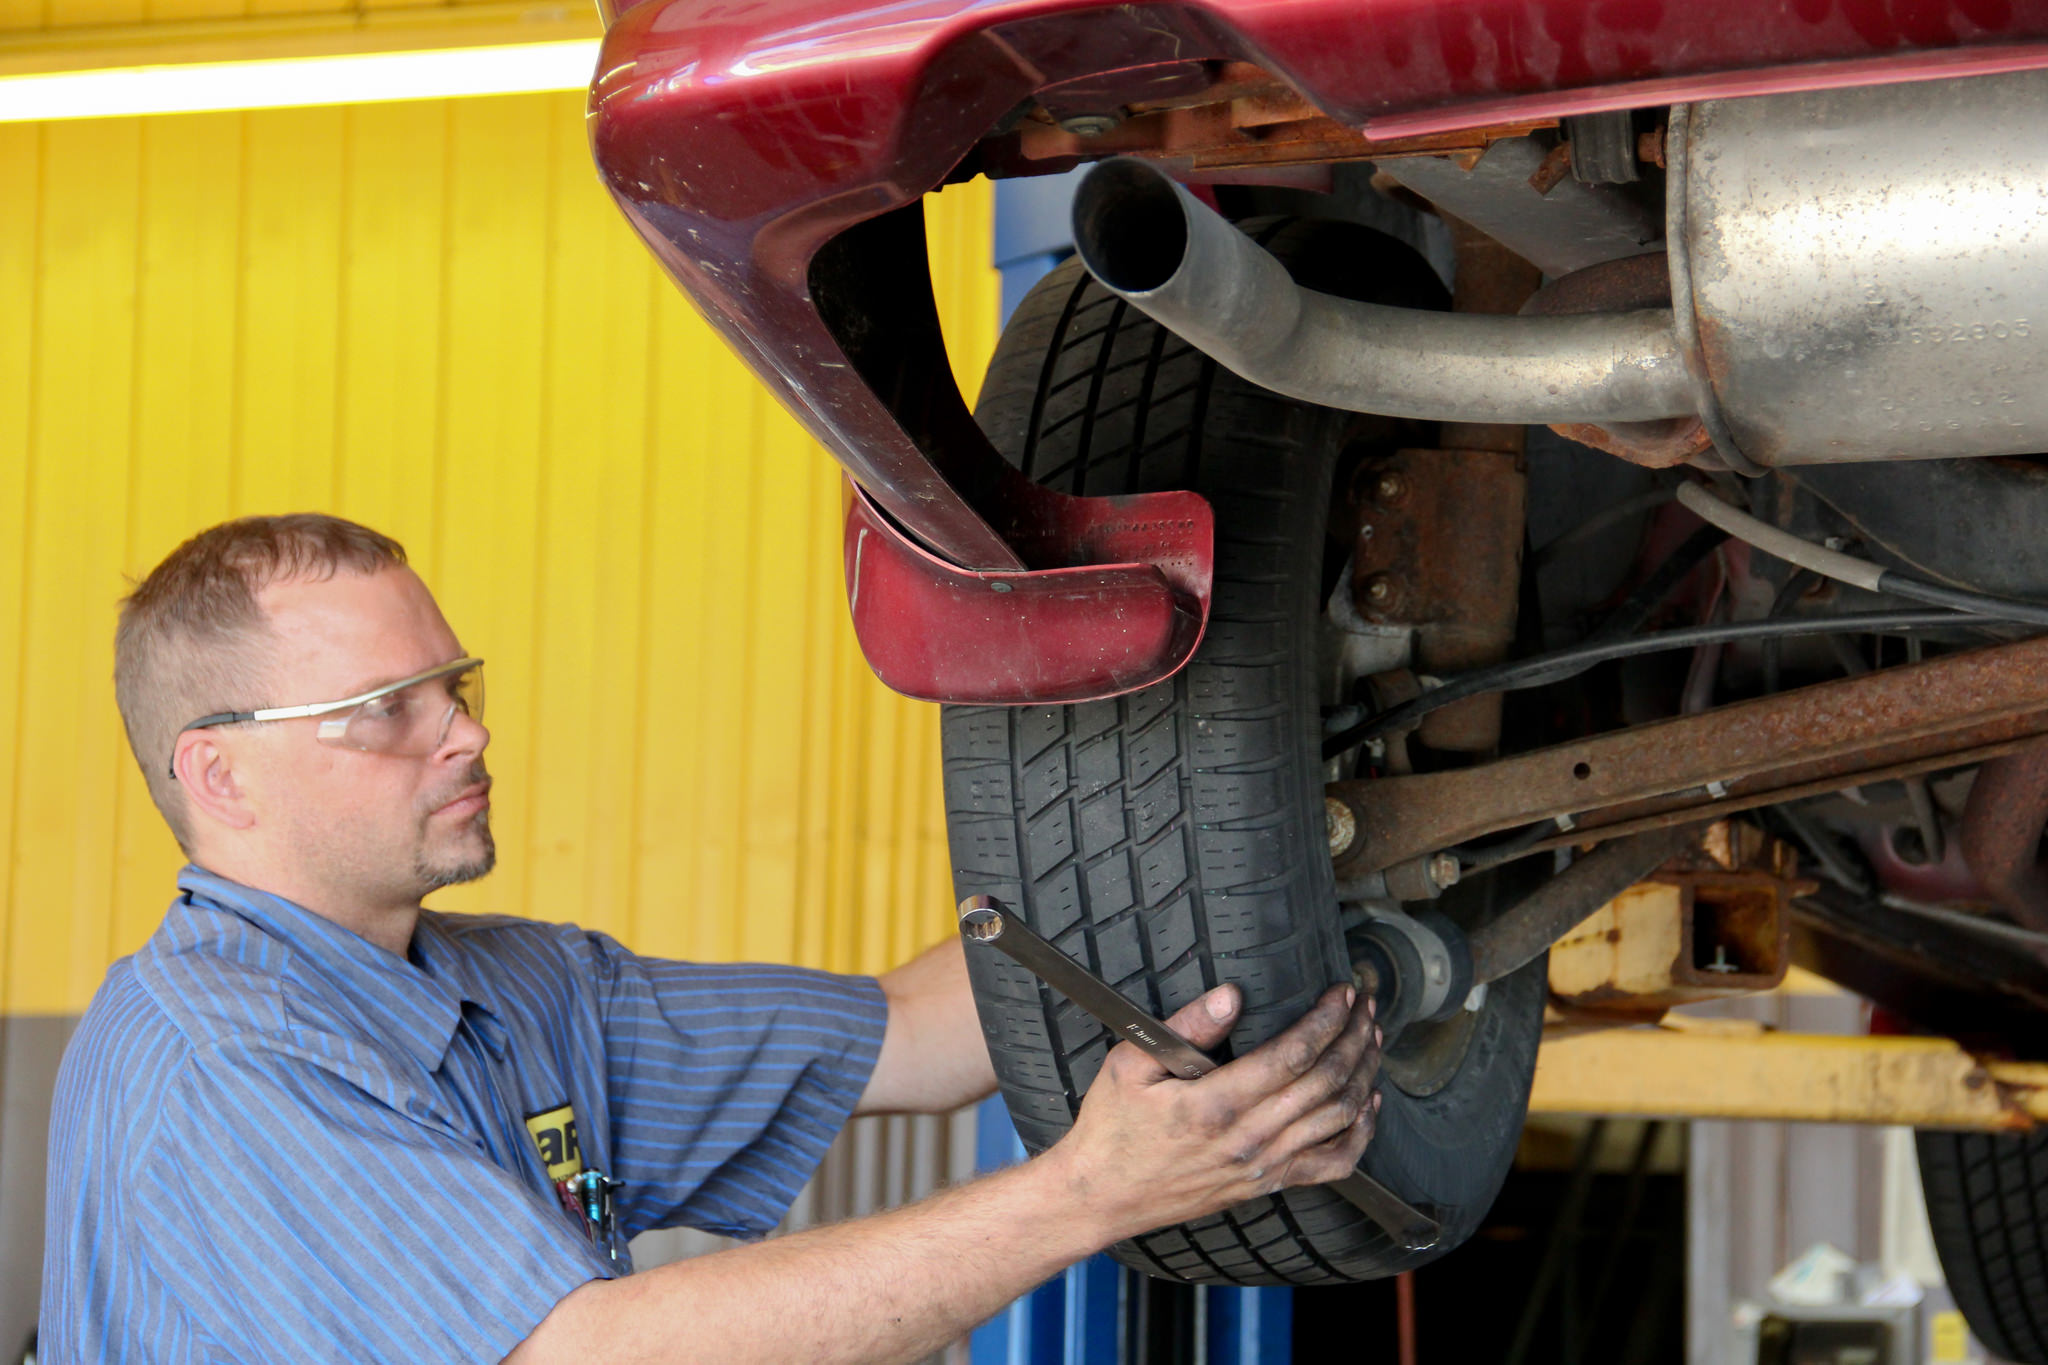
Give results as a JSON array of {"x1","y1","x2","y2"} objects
[{"x1": 416, "y1": 828, "x2": 497, "y2": 894}]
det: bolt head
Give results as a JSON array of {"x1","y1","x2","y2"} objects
[
  {"x1": 1058, "y1": 113, "x2": 1122, "y2": 137},
  {"x1": 1374, "y1": 471, "x2": 1407, "y2": 503},
  {"x1": 1428, "y1": 852, "x2": 1461, "y2": 888},
  {"x1": 1364, "y1": 575, "x2": 1394, "y2": 603}
]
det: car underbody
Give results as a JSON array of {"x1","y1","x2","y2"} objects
[{"x1": 592, "y1": 0, "x2": 2048, "y2": 1321}]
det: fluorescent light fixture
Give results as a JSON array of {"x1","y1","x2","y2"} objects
[{"x1": 0, "y1": 39, "x2": 600, "y2": 122}]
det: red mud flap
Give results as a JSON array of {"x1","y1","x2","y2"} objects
[{"x1": 844, "y1": 483, "x2": 1215, "y2": 704}]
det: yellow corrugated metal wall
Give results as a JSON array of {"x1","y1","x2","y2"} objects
[
  {"x1": 1, "y1": 0, "x2": 521, "y2": 31},
  {"x1": 0, "y1": 94, "x2": 997, "y2": 1014}
]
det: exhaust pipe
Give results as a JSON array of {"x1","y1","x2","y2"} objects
[
  {"x1": 1072, "y1": 72, "x2": 2048, "y2": 469},
  {"x1": 1070, "y1": 157, "x2": 1694, "y2": 428}
]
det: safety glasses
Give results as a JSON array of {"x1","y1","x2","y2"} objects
[{"x1": 172, "y1": 657, "x2": 484, "y2": 777}]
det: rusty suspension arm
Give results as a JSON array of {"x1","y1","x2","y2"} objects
[{"x1": 1328, "y1": 632, "x2": 2048, "y2": 883}]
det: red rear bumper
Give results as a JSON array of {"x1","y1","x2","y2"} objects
[{"x1": 589, "y1": 0, "x2": 2048, "y2": 702}]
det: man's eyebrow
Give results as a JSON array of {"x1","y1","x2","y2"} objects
[
  {"x1": 332, "y1": 660, "x2": 468, "y2": 701},
  {"x1": 330, "y1": 671, "x2": 415, "y2": 700}
]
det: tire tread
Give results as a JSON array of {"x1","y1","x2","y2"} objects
[
  {"x1": 949, "y1": 235, "x2": 1533, "y2": 1285},
  {"x1": 1921, "y1": 1128, "x2": 2048, "y2": 1362}
]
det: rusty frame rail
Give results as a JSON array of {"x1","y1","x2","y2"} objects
[{"x1": 1330, "y1": 633, "x2": 2048, "y2": 880}]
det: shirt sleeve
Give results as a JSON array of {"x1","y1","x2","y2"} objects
[
  {"x1": 579, "y1": 932, "x2": 888, "y2": 1240},
  {"x1": 128, "y1": 1037, "x2": 614, "y2": 1365}
]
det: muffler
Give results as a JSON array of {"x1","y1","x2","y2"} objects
[{"x1": 1072, "y1": 70, "x2": 2048, "y2": 470}]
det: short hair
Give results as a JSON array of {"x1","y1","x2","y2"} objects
[{"x1": 115, "y1": 514, "x2": 408, "y2": 852}]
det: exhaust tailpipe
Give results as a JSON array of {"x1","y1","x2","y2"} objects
[
  {"x1": 1070, "y1": 157, "x2": 1694, "y2": 429},
  {"x1": 1072, "y1": 72, "x2": 2048, "y2": 470}
]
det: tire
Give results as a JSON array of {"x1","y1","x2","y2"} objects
[
  {"x1": 943, "y1": 222, "x2": 1549, "y2": 1285},
  {"x1": 1918, "y1": 1128, "x2": 2048, "y2": 1362}
]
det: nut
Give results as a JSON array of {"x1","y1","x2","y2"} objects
[
  {"x1": 1374, "y1": 471, "x2": 1407, "y2": 504},
  {"x1": 1325, "y1": 797, "x2": 1357, "y2": 857},
  {"x1": 1363, "y1": 574, "x2": 1397, "y2": 605}
]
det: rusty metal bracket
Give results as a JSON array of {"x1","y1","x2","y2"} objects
[
  {"x1": 1330, "y1": 633, "x2": 2048, "y2": 881},
  {"x1": 1350, "y1": 446, "x2": 1525, "y2": 752},
  {"x1": 1544, "y1": 822, "x2": 1814, "y2": 1019}
]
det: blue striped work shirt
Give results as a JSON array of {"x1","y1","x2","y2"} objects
[{"x1": 41, "y1": 865, "x2": 887, "y2": 1363}]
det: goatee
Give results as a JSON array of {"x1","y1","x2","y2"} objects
[{"x1": 417, "y1": 821, "x2": 496, "y2": 892}]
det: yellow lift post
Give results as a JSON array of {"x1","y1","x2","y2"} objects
[
  {"x1": 1530, "y1": 1011, "x2": 2048, "y2": 1132},
  {"x1": 1521, "y1": 820, "x2": 2048, "y2": 1131}
]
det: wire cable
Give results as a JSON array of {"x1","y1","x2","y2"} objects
[
  {"x1": 1583, "y1": 523, "x2": 1728, "y2": 644},
  {"x1": 1677, "y1": 482, "x2": 2048, "y2": 628},
  {"x1": 1758, "y1": 569, "x2": 1819, "y2": 696},
  {"x1": 1882, "y1": 576, "x2": 2048, "y2": 629},
  {"x1": 1321, "y1": 609, "x2": 1997, "y2": 760},
  {"x1": 1873, "y1": 892, "x2": 2048, "y2": 954},
  {"x1": 1531, "y1": 485, "x2": 1678, "y2": 572},
  {"x1": 1769, "y1": 801, "x2": 1874, "y2": 897}
]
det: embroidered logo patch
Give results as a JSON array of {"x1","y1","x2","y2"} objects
[{"x1": 524, "y1": 1102, "x2": 584, "y2": 1181}]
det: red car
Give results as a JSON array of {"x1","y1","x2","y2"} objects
[{"x1": 589, "y1": 0, "x2": 2048, "y2": 1348}]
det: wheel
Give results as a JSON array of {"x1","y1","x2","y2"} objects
[
  {"x1": 943, "y1": 219, "x2": 1549, "y2": 1285},
  {"x1": 1918, "y1": 1128, "x2": 2048, "y2": 1362}
]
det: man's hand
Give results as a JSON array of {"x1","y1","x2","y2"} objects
[{"x1": 1047, "y1": 983, "x2": 1382, "y2": 1245}]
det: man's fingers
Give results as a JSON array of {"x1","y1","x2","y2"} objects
[
  {"x1": 1279, "y1": 1095, "x2": 1379, "y2": 1189},
  {"x1": 1247, "y1": 993, "x2": 1379, "y2": 1134},
  {"x1": 1163, "y1": 983, "x2": 1240, "y2": 1052},
  {"x1": 1102, "y1": 983, "x2": 1241, "y2": 1085},
  {"x1": 1358, "y1": 1021, "x2": 1383, "y2": 1094},
  {"x1": 1271, "y1": 1087, "x2": 1372, "y2": 1164},
  {"x1": 1204, "y1": 985, "x2": 1355, "y2": 1104}
]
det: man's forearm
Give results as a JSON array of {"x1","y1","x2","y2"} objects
[
  {"x1": 509, "y1": 1149, "x2": 1114, "y2": 1365},
  {"x1": 859, "y1": 936, "x2": 998, "y2": 1115}
]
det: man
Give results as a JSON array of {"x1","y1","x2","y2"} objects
[{"x1": 43, "y1": 513, "x2": 1382, "y2": 1363}]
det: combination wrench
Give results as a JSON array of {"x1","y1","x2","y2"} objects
[{"x1": 957, "y1": 894, "x2": 1440, "y2": 1251}]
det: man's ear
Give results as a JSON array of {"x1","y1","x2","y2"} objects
[{"x1": 172, "y1": 731, "x2": 257, "y2": 832}]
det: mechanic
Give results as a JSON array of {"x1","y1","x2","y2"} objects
[{"x1": 41, "y1": 513, "x2": 1383, "y2": 1364}]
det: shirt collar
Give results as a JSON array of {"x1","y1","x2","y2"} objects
[
  {"x1": 411, "y1": 912, "x2": 510, "y2": 1059},
  {"x1": 174, "y1": 865, "x2": 506, "y2": 1068}
]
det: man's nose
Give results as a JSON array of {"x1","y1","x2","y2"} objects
[{"x1": 442, "y1": 708, "x2": 490, "y2": 758}]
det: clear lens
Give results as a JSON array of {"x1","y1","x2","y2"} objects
[{"x1": 314, "y1": 663, "x2": 484, "y2": 755}]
